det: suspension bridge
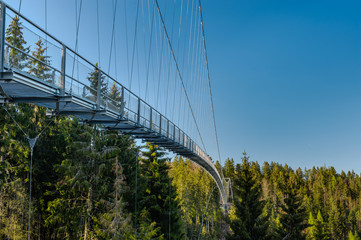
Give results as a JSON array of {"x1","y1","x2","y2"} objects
[{"x1": 0, "y1": 1, "x2": 231, "y2": 208}]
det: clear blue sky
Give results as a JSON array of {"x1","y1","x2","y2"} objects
[
  {"x1": 5, "y1": 0, "x2": 361, "y2": 173},
  {"x1": 201, "y1": 0, "x2": 361, "y2": 173}
]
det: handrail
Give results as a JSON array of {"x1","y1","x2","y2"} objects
[{"x1": 5, "y1": 43, "x2": 61, "y2": 73}]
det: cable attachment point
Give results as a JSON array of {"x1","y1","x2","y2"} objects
[{"x1": 27, "y1": 136, "x2": 38, "y2": 151}]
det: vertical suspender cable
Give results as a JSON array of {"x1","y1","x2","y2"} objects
[
  {"x1": 107, "y1": 0, "x2": 118, "y2": 75},
  {"x1": 144, "y1": 0, "x2": 155, "y2": 102},
  {"x1": 154, "y1": 0, "x2": 207, "y2": 154},
  {"x1": 71, "y1": 0, "x2": 83, "y2": 92},
  {"x1": 129, "y1": 0, "x2": 140, "y2": 90},
  {"x1": 198, "y1": 0, "x2": 224, "y2": 176},
  {"x1": 168, "y1": 158, "x2": 171, "y2": 240},
  {"x1": 27, "y1": 136, "x2": 37, "y2": 240},
  {"x1": 198, "y1": 185, "x2": 215, "y2": 240},
  {"x1": 45, "y1": 0, "x2": 47, "y2": 60},
  {"x1": 134, "y1": 151, "x2": 138, "y2": 238},
  {"x1": 112, "y1": 0, "x2": 118, "y2": 80},
  {"x1": 124, "y1": 0, "x2": 130, "y2": 81},
  {"x1": 155, "y1": 2, "x2": 166, "y2": 110},
  {"x1": 96, "y1": 0, "x2": 101, "y2": 67},
  {"x1": 18, "y1": 0, "x2": 22, "y2": 12}
]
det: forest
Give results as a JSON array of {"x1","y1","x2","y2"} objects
[
  {"x1": 2, "y1": 102, "x2": 361, "y2": 240},
  {"x1": 1, "y1": 13, "x2": 361, "y2": 240}
]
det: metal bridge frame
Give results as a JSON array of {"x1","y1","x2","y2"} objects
[{"x1": 0, "y1": 1, "x2": 230, "y2": 207}]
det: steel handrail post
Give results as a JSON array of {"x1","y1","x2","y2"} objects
[
  {"x1": 96, "y1": 67, "x2": 102, "y2": 109},
  {"x1": 60, "y1": 45, "x2": 66, "y2": 95},
  {"x1": 0, "y1": 2, "x2": 6, "y2": 72}
]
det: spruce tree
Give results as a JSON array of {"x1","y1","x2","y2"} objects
[
  {"x1": 137, "y1": 208, "x2": 164, "y2": 240},
  {"x1": 109, "y1": 82, "x2": 122, "y2": 103},
  {"x1": 108, "y1": 82, "x2": 122, "y2": 111},
  {"x1": 227, "y1": 151, "x2": 268, "y2": 240},
  {"x1": 139, "y1": 143, "x2": 184, "y2": 239},
  {"x1": 308, "y1": 210, "x2": 329, "y2": 240},
  {"x1": 87, "y1": 63, "x2": 107, "y2": 99},
  {"x1": 97, "y1": 157, "x2": 133, "y2": 239},
  {"x1": 45, "y1": 128, "x2": 131, "y2": 239},
  {"x1": 5, "y1": 15, "x2": 29, "y2": 70},
  {"x1": 28, "y1": 37, "x2": 52, "y2": 81},
  {"x1": 348, "y1": 230, "x2": 360, "y2": 240},
  {"x1": 277, "y1": 188, "x2": 308, "y2": 240},
  {"x1": 223, "y1": 158, "x2": 235, "y2": 180}
]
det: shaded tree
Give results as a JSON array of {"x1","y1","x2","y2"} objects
[
  {"x1": 28, "y1": 37, "x2": 52, "y2": 81},
  {"x1": 227, "y1": 151, "x2": 268, "y2": 240},
  {"x1": 5, "y1": 15, "x2": 30, "y2": 69}
]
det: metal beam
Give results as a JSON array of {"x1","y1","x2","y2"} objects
[{"x1": 58, "y1": 109, "x2": 107, "y2": 115}]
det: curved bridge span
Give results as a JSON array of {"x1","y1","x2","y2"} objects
[{"x1": 0, "y1": 2, "x2": 230, "y2": 207}]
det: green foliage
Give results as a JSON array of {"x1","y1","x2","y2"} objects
[
  {"x1": 109, "y1": 82, "x2": 122, "y2": 102},
  {"x1": 348, "y1": 230, "x2": 360, "y2": 240},
  {"x1": 2, "y1": 104, "x2": 361, "y2": 239},
  {"x1": 137, "y1": 208, "x2": 164, "y2": 240},
  {"x1": 5, "y1": 15, "x2": 30, "y2": 69},
  {"x1": 87, "y1": 63, "x2": 107, "y2": 98},
  {"x1": 277, "y1": 189, "x2": 308, "y2": 239},
  {"x1": 0, "y1": 178, "x2": 27, "y2": 239},
  {"x1": 170, "y1": 156, "x2": 224, "y2": 239},
  {"x1": 139, "y1": 143, "x2": 184, "y2": 239},
  {"x1": 45, "y1": 127, "x2": 136, "y2": 239},
  {"x1": 308, "y1": 210, "x2": 329, "y2": 240},
  {"x1": 227, "y1": 151, "x2": 268, "y2": 240},
  {"x1": 28, "y1": 37, "x2": 52, "y2": 81}
]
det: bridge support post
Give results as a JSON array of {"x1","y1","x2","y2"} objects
[
  {"x1": 167, "y1": 120, "x2": 169, "y2": 138},
  {"x1": 96, "y1": 67, "x2": 102, "y2": 110},
  {"x1": 137, "y1": 98, "x2": 140, "y2": 125},
  {"x1": 60, "y1": 45, "x2": 66, "y2": 95},
  {"x1": 159, "y1": 115, "x2": 161, "y2": 135},
  {"x1": 149, "y1": 107, "x2": 152, "y2": 130},
  {"x1": 120, "y1": 86, "x2": 125, "y2": 117},
  {"x1": 173, "y1": 124, "x2": 176, "y2": 141},
  {"x1": 0, "y1": 2, "x2": 6, "y2": 72}
]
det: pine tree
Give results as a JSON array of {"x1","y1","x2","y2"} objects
[
  {"x1": 28, "y1": 37, "x2": 52, "y2": 81},
  {"x1": 227, "y1": 151, "x2": 268, "y2": 240},
  {"x1": 5, "y1": 15, "x2": 30, "y2": 69}
]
